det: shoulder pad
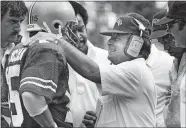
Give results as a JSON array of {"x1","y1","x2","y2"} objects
[
  {"x1": 9, "y1": 44, "x2": 28, "y2": 64},
  {"x1": 13, "y1": 43, "x2": 24, "y2": 50},
  {"x1": 28, "y1": 39, "x2": 65, "y2": 61},
  {"x1": 29, "y1": 39, "x2": 60, "y2": 51}
]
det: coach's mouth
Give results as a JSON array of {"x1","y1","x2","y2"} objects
[{"x1": 108, "y1": 45, "x2": 116, "y2": 53}]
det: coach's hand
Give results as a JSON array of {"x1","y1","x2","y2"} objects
[
  {"x1": 30, "y1": 32, "x2": 57, "y2": 43},
  {"x1": 82, "y1": 111, "x2": 97, "y2": 128}
]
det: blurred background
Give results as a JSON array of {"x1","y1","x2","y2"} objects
[{"x1": 21, "y1": 1, "x2": 167, "y2": 49}]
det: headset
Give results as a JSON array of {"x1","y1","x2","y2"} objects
[{"x1": 124, "y1": 18, "x2": 146, "y2": 58}]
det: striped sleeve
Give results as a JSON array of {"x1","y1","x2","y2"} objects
[
  {"x1": 19, "y1": 45, "x2": 64, "y2": 103},
  {"x1": 20, "y1": 77, "x2": 57, "y2": 99}
]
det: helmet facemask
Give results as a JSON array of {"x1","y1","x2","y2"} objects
[{"x1": 61, "y1": 20, "x2": 80, "y2": 48}]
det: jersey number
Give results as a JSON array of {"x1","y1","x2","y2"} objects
[{"x1": 6, "y1": 65, "x2": 24, "y2": 127}]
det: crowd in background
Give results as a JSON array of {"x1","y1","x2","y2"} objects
[
  {"x1": 1, "y1": 1, "x2": 185, "y2": 128},
  {"x1": 76, "y1": 1, "x2": 164, "y2": 49},
  {"x1": 20, "y1": 1, "x2": 166, "y2": 49}
]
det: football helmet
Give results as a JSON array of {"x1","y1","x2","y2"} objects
[
  {"x1": 27, "y1": 2, "x2": 76, "y2": 33},
  {"x1": 27, "y1": 1, "x2": 80, "y2": 47}
]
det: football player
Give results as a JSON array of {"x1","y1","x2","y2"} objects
[
  {"x1": 5, "y1": 2, "x2": 78, "y2": 128},
  {"x1": 1, "y1": 1, "x2": 28, "y2": 127}
]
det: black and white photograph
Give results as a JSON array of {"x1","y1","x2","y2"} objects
[{"x1": 1, "y1": 0, "x2": 186, "y2": 127}]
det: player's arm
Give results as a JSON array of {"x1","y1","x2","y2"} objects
[
  {"x1": 22, "y1": 92, "x2": 57, "y2": 128},
  {"x1": 31, "y1": 32, "x2": 101, "y2": 84},
  {"x1": 58, "y1": 38, "x2": 101, "y2": 84},
  {"x1": 19, "y1": 43, "x2": 63, "y2": 127}
]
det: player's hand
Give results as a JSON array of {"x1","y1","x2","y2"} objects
[{"x1": 82, "y1": 111, "x2": 97, "y2": 128}]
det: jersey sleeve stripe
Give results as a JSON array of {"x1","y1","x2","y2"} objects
[
  {"x1": 21, "y1": 77, "x2": 57, "y2": 88},
  {"x1": 19, "y1": 82, "x2": 55, "y2": 102},
  {"x1": 20, "y1": 81, "x2": 56, "y2": 93},
  {"x1": 1, "y1": 102, "x2": 9, "y2": 109}
]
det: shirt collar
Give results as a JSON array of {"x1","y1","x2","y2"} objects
[
  {"x1": 146, "y1": 44, "x2": 159, "y2": 68},
  {"x1": 178, "y1": 52, "x2": 186, "y2": 75},
  {"x1": 171, "y1": 52, "x2": 186, "y2": 77},
  {"x1": 1, "y1": 43, "x2": 15, "y2": 68},
  {"x1": 118, "y1": 57, "x2": 146, "y2": 66},
  {"x1": 87, "y1": 40, "x2": 96, "y2": 59}
]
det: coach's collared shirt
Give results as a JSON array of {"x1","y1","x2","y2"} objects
[
  {"x1": 96, "y1": 58, "x2": 157, "y2": 127},
  {"x1": 146, "y1": 44, "x2": 174, "y2": 127},
  {"x1": 178, "y1": 53, "x2": 186, "y2": 128},
  {"x1": 180, "y1": 73, "x2": 186, "y2": 127},
  {"x1": 68, "y1": 40, "x2": 110, "y2": 127},
  {"x1": 166, "y1": 52, "x2": 186, "y2": 127}
]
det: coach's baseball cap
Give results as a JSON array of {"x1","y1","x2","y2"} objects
[
  {"x1": 100, "y1": 16, "x2": 149, "y2": 38},
  {"x1": 155, "y1": 1, "x2": 186, "y2": 25},
  {"x1": 150, "y1": 10, "x2": 168, "y2": 39}
]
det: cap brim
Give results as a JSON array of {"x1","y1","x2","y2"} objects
[
  {"x1": 100, "y1": 30, "x2": 132, "y2": 36},
  {"x1": 155, "y1": 16, "x2": 174, "y2": 25},
  {"x1": 150, "y1": 30, "x2": 168, "y2": 39}
]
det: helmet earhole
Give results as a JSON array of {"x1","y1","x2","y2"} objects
[
  {"x1": 52, "y1": 20, "x2": 63, "y2": 30},
  {"x1": 54, "y1": 23, "x2": 60, "y2": 29}
]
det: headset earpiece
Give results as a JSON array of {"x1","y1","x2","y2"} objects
[
  {"x1": 124, "y1": 18, "x2": 145, "y2": 58},
  {"x1": 124, "y1": 35, "x2": 144, "y2": 58}
]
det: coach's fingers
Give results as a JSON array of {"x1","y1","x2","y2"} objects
[
  {"x1": 84, "y1": 113, "x2": 96, "y2": 121},
  {"x1": 86, "y1": 111, "x2": 96, "y2": 117},
  {"x1": 82, "y1": 119, "x2": 94, "y2": 125},
  {"x1": 83, "y1": 124, "x2": 95, "y2": 128}
]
